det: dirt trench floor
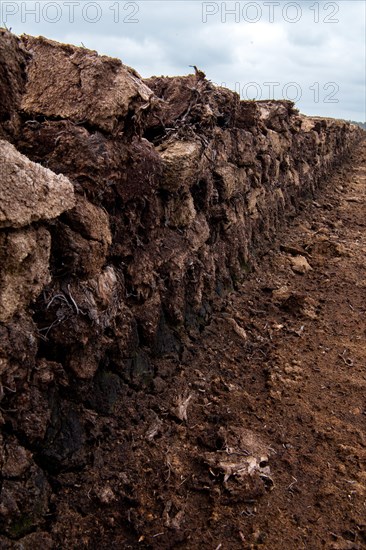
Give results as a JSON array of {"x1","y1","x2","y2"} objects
[{"x1": 17, "y1": 137, "x2": 366, "y2": 550}]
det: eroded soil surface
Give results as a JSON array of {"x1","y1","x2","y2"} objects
[
  {"x1": 2, "y1": 139, "x2": 365, "y2": 550},
  {"x1": 105, "y1": 136, "x2": 366, "y2": 550}
]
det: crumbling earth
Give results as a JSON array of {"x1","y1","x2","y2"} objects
[
  {"x1": 0, "y1": 29, "x2": 365, "y2": 549},
  {"x1": 43, "y1": 136, "x2": 366, "y2": 550},
  {"x1": 1, "y1": 142, "x2": 365, "y2": 550}
]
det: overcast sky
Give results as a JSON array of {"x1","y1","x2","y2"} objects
[{"x1": 1, "y1": 0, "x2": 365, "y2": 120}]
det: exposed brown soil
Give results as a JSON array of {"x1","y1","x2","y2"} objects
[
  {"x1": 1, "y1": 30, "x2": 365, "y2": 549},
  {"x1": 153, "y1": 135, "x2": 366, "y2": 550},
  {"x1": 96, "y1": 134, "x2": 366, "y2": 550},
  {"x1": 3, "y1": 134, "x2": 364, "y2": 550}
]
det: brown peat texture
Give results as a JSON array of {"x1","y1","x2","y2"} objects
[{"x1": 0, "y1": 29, "x2": 365, "y2": 549}]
